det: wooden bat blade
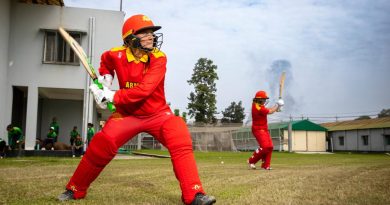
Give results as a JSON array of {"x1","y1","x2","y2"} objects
[
  {"x1": 58, "y1": 27, "x2": 97, "y2": 79},
  {"x1": 58, "y1": 27, "x2": 116, "y2": 113},
  {"x1": 279, "y1": 71, "x2": 286, "y2": 99}
]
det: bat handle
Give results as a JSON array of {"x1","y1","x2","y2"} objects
[
  {"x1": 93, "y1": 79, "x2": 103, "y2": 89},
  {"x1": 93, "y1": 79, "x2": 116, "y2": 113},
  {"x1": 107, "y1": 102, "x2": 116, "y2": 112}
]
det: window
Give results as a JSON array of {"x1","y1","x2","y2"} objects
[
  {"x1": 338, "y1": 136, "x2": 344, "y2": 146},
  {"x1": 385, "y1": 135, "x2": 390, "y2": 146},
  {"x1": 361, "y1": 135, "x2": 369, "y2": 146},
  {"x1": 43, "y1": 30, "x2": 82, "y2": 65}
]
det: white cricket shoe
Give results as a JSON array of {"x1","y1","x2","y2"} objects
[{"x1": 247, "y1": 160, "x2": 256, "y2": 170}]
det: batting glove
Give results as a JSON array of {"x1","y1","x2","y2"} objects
[
  {"x1": 89, "y1": 84, "x2": 115, "y2": 109},
  {"x1": 98, "y1": 74, "x2": 113, "y2": 88},
  {"x1": 276, "y1": 99, "x2": 284, "y2": 112},
  {"x1": 277, "y1": 99, "x2": 285, "y2": 106}
]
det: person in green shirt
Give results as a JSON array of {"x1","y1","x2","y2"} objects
[
  {"x1": 72, "y1": 135, "x2": 84, "y2": 157},
  {"x1": 86, "y1": 123, "x2": 95, "y2": 147},
  {"x1": 70, "y1": 126, "x2": 79, "y2": 146},
  {"x1": 6, "y1": 124, "x2": 24, "y2": 150},
  {"x1": 44, "y1": 127, "x2": 57, "y2": 150},
  {"x1": 50, "y1": 117, "x2": 59, "y2": 142}
]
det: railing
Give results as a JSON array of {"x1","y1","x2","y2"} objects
[{"x1": 120, "y1": 129, "x2": 284, "y2": 152}]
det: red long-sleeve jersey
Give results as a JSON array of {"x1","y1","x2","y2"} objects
[
  {"x1": 251, "y1": 103, "x2": 270, "y2": 129},
  {"x1": 99, "y1": 46, "x2": 169, "y2": 116}
]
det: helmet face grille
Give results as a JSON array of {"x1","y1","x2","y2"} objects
[
  {"x1": 253, "y1": 98, "x2": 269, "y2": 106},
  {"x1": 153, "y1": 33, "x2": 163, "y2": 50},
  {"x1": 124, "y1": 32, "x2": 163, "y2": 52}
]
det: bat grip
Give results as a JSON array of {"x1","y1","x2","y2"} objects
[
  {"x1": 107, "y1": 102, "x2": 116, "y2": 112},
  {"x1": 93, "y1": 79, "x2": 103, "y2": 89},
  {"x1": 93, "y1": 79, "x2": 116, "y2": 113}
]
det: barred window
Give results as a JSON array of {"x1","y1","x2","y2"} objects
[
  {"x1": 43, "y1": 30, "x2": 82, "y2": 65},
  {"x1": 338, "y1": 136, "x2": 344, "y2": 146},
  {"x1": 384, "y1": 135, "x2": 390, "y2": 145},
  {"x1": 361, "y1": 135, "x2": 369, "y2": 146}
]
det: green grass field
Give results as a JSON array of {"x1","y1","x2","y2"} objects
[{"x1": 1, "y1": 151, "x2": 389, "y2": 205}]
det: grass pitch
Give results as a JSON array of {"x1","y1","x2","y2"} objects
[{"x1": 0, "y1": 151, "x2": 389, "y2": 205}]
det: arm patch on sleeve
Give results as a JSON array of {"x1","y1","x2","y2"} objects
[
  {"x1": 110, "y1": 46, "x2": 126, "y2": 52},
  {"x1": 151, "y1": 50, "x2": 165, "y2": 58}
]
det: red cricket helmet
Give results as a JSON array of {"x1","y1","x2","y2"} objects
[
  {"x1": 122, "y1": 14, "x2": 161, "y2": 40},
  {"x1": 254, "y1": 90, "x2": 269, "y2": 99}
]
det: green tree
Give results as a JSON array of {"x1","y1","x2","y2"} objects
[
  {"x1": 221, "y1": 101, "x2": 246, "y2": 123},
  {"x1": 182, "y1": 112, "x2": 187, "y2": 123},
  {"x1": 173, "y1": 109, "x2": 188, "y2": 123},
  {"x1": 174, "y1": 109, "x2": 180, "y2": 116},
  {"x1": 378, "y1": 109, "x2": 390, "y2": 118},
  {"x1": 355, "y1": 115, "x2": 371, "y2": 120},
  {"x1": 187, "y1": 58, "x2": 219, "y2": 123}
]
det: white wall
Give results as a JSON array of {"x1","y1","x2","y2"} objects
[
  {"x1": 8, "y1": 3, "x2": 124, "y2": 88},
  {"x1": 39, "y1": 99, "x2": 83, "y2": 144},
  {"x1": 7, "y1": 2, "x2": 123, "y2": 149},
  {"x1": 0, "y1": 0, "x2": 11, "y2": 142},
  {"x1": 282, "y1": 130, "x2": 326, "y2": 152},
  {"x1": 369, "y1": 129, "x2": 385, "y2": 151},
  {"x1": 345, "y1": 130, "x2": 358, "y2": 151},
  {"x1": 293, "y1": 131, "x2": 307, "y2": 151},
  {"x1": 331, "y1": 128, "x2": 390, "y2": 152},
  {"x1": 307, "y1": 131, "x2": 326, "y2": 152}
]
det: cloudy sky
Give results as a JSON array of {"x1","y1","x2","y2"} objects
[{"x1": 64, "y1": 0, "x2": 390, "y2": 123}]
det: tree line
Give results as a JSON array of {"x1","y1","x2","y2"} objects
[
  {"x1": 174, "y1": 58, "x2": 390, "y2": 124},
  {"x1": 355, "y1": 109, "x2": 390, "y2": 120},
  {"x1": 173, "y1": 58, "x2": 245, "y2": 124}
]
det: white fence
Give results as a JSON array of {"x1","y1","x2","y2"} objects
[{"x1": 121, "y1": 127, "x2": 285, "y2": 152}]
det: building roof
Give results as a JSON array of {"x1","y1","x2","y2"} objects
[
  {"x1": 321, "y1": 117, "x2": 390, "y2": 131},
  {"x1": 268, "y1": 120, "x2": 328, "y2": 131},
  {"x1": 237, "y1": 120, "x2": 327, "y2": 132},
  {"x1": 19, "y1": 0, "x2": 64, "y2": 6}
]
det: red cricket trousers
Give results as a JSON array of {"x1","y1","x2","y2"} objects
[
  {"x1": 66, "y1": 108, "x2": 204, "y2": 204},
  {"x1": 248, "y1": 128, "x2": 274, "y2": 169}
]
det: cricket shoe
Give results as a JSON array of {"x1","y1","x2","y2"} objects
[
  {"x1": 58, "y1": 190, "x2": 74, "y2": 201},
  {"x1": 262, "y1": 167, "x2": 273, "y2": 171},
  {"x1": 190, "y1": 193, "x2": 216, "y2": 205},
  {"x1": 247, "y1": 160, "x2": 256, "y2": 170}
]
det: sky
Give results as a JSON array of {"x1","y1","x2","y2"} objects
[{"x1": 64, "y1": 0, "x2": 390, "y2": 123}]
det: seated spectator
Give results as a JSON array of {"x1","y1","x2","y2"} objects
[
  {"x1": 50, "y1": 117, "x2": 60, "y2": 142},
  {"x1": 6, "y1": 124, "x2": 24, "y2": 150},
  {"x1": 85, "y1": 123, "x2": 95, "y2": 147},
  {"x1": 44, "y1": 127, "x2": 57, "y2": 150},
  {"x1": 72, "y1": 135, "x2": 84, "y2": 157},
  {"x1": 69, "y1": 126, "x2": 79, "y2": 146}
]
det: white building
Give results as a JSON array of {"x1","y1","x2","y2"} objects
[
  {"x1": 0, "y1": 0, "x2": 123, "y2": 150},
  {"x1": 322, "y1": 117, "x2": 390, "y2": 152}
]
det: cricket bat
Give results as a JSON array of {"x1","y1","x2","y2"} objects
[
  {"x1": 277, "y1": 71, "x2": 286, "y2": 112},
  {"x1": 58, "y1": 27, "x2": 116, "y2": 112},
  {"x1": 279, "y1": 71, "x2": 286, "y2": 99}
]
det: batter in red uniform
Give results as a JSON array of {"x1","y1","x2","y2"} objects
[
  {"x1": 58, "y1": 14, "x2": 216, "y2": 205},
  {"x1": 247, "y1": 90, "x2": 284, "y2": 170}
]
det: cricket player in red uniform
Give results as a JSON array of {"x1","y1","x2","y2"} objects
[
  {"x1": 58, "y1": 14, "x2": 216, "y2": 205},
  {"x1": 247, "y1": 90, "x2": 284, "y2": 170}
]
